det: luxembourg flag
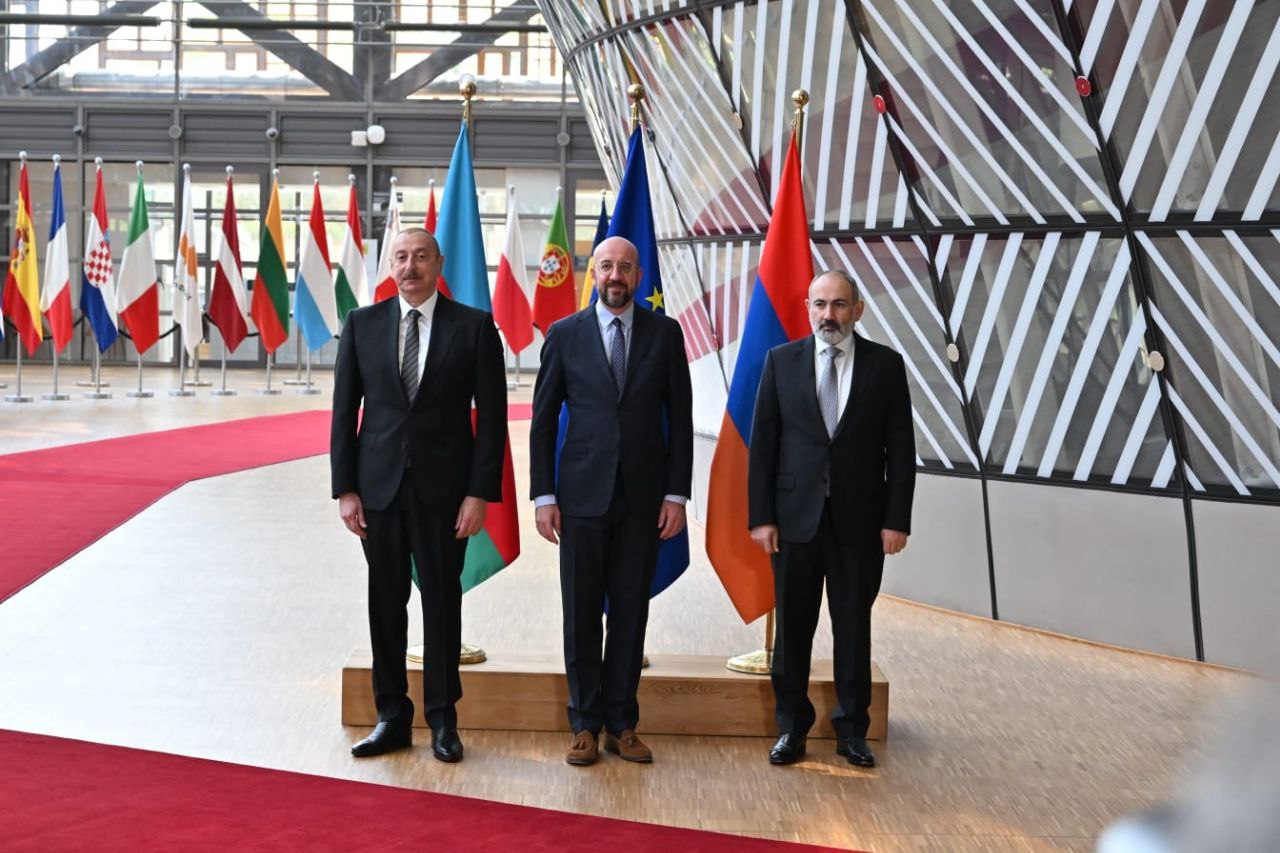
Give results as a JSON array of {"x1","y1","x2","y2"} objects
[
  {"x1": 294, "y1": 177, "x2": 339, "y2": 350},
  {"x1": 80, "y1": 162, "x2": 118, "y2": 352},
  {"x1": 372, "y1": 179, "x2": 401, "y2": 303},
  {"x1": 705, "y1": 130, "x2": 814, "y2": 624},
  {"x1": 40, "y1": 158, "x2": 73, "y2": 354}
]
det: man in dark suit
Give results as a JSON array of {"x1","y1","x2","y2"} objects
[
  {"x1": 748, "y1": 269, "x2": 915, "y2": 768},
  {"x1": 331, "y1": 227, "x2": 507, "y2": 763},
  {"x1": 530, "y1": 236, "x2": 693, "y2": 767}
]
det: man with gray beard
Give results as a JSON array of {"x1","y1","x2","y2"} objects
[{"x1": 747, "y1": 269, "x2": 915, "y2": 768}]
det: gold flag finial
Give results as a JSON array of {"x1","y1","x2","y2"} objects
[
  {"x1": 791, "y1": 88, "x2": 810, "y2": 155},
  {"x1": 460, "y1": 73, "x2": 477, "y2": 125},
  {"x1": 628, "y1": 84, "x2": 645, "y2": 131}
]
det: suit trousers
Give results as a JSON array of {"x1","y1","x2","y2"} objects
[
  {"x1": 361, "y1": 477, "x2": 466, "y2": 730},
  {"x1": 771, "y1": 500, "x2": 884, "y2": 739},
  {"x1": 559, "y1": 473, "x2": 658, "y2": 736}
]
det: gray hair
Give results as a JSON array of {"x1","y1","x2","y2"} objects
[
  {"x1": 809, "y1": 269, "x2": 860, "y2": 302},
  {"x1": 394, "y1": 226, "x2": 441, "y2": 257}
]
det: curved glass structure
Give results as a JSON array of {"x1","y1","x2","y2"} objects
[{"x1": 540, "y1": 0, "x2": 1280, "y2": 670}]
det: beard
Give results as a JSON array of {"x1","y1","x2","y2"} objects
[
  {"x1": 600, "y1": 282, "x2": 633, "y2": 309},
  {"x1": 814, "y1": 320, "x2": 851, "y2": 345}
]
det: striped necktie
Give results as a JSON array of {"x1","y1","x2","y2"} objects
[{"x1": 402, "y1": 308, "x2": 421, "y2": 401}]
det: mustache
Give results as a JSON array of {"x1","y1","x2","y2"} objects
[{"x1": 819, "y1": 320, "x2": 842, "y2": 329}]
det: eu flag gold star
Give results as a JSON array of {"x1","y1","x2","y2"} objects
[{"x1": 646, "y1": 291, "x2": 664, "y2": 311}]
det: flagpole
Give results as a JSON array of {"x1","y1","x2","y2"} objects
[
  {"x1": 408, "y1": 72, "x2": 487, "y2": 669},
  {"x1": 4, "y1": 347, "x2": 32, "y2": 403},
  {"x1": 126, "y1": 346, "x2": 153, "y2": 398},
  {"x1": 211, "y1": 165, "x2": 237, "y2": 397},
  {"x1": 727, "y1": 88, "x2": 808, "y2": 677},
  {"x1": 298, "y1": 346, "x2": 320, "y2": 395},
  {"x1": 170, "y1": 341, "x2": 194, "y2": 396},
  {"x1": 44, "y1": 343, "x2": 69, "y2": 401},
  {"x1": 284, "y1": 189, "x2": 305, "y2": 386},
  {"x1": 85, "y1": 345, "x2": 110, "y2": 398},
  {"x1": 259, "y1": 350, "x2": 281, "y2": 395}
]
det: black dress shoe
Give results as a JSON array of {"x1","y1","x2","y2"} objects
[
  {"x1": 836, "y1": 736, "x2": 876, "y2": 767},
  {"x1": 432, "y1": 726, "x2": 464, "y2": 763},
  {"x1": 769, "y1": 733, "x2": 806, "y2": 765},
  {"x1": 351, "y1": 721, "x2": 412, "y2": 758}
]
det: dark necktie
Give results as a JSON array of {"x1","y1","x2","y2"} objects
[
  {"x1": 609, "y1": 316, "x2": 626, "y2": 396},
  {"x1": 402, "y1": 308, "x2": 421, "y2": 401}
]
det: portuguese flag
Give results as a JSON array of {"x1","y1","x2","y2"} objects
[
  {"x1": 250, "y1": 177, "x2": 290, "y2": 353},
  {"x1": 531, "y1": 195, "x2": 576, "y2": 333}
]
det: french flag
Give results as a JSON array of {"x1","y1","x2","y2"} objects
[
  {"x1": 705, "y1": 131, "x2": 814, "y2": 624},
  {"x1": 41, "y1": 159, "x2": 73, "y2": 354},
  {"x1": 80, "y1": 163, "x2": 118, "y2": 352}
]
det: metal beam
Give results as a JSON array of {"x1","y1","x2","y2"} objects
[
  {"x1": 0, "y1": 0, "x2": 162, "y2": 95},
  {"x1": 191, "y1": 1, "x2": 361, "y2": 100},
  {"x1": 376, "y1": 2, "x2": 541, "y2": 102}
]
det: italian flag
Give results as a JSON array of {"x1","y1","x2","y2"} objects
[
  {"x1": 334, "y1": 178, "x2": 365, "y2": 322},
  {"x1": 115, "y1": 169, "x2": 160, "y2": 354},
  {"x1": 250, "y1": 177, "x2": 290, "y2": 353}
]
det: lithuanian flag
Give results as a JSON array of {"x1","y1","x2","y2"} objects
[{"x1": 250, "y1": 177, "x2": 290, "y2": 353}]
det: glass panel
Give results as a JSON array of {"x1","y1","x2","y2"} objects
[
  {"x1": 858, "y1": 0, "x2": 1115, "y2": 223},
  {"x1": 1138, "y1": 232, "x2": 1280, "y2": 498}
]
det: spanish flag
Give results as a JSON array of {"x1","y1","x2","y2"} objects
[{"x1": 2, "y1": 160, "x2": 42, "y2": 356}]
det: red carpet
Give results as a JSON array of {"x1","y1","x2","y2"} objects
[
  {"x1": 0, "y1": 404, "x2": 534, "y2": 604},
  {"x1": 0, "y1": 730, "x2": 847, "y2": 852}
]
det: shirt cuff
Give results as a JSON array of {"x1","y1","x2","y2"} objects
[
  {"x1": 662, "y1": 495, "x2": 688, "y2": 506},
  {"x1": 534, "y1": 494, "x2": 557, "y2": 508}
]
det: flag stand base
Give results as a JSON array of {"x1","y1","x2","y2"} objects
[
  {"x1": 255, "y1": 388, "x2": 282, "y2": 395},
  {"x1": 295, "y1": 386, "x2": 321, "y2": 396},
  {"x1": 41, "y1": 393, "x2": 70, "y2": 401},
  {"x1": 210, "y1": 388, "x2": 237, "y2": 396},
  {"x1": 4, "y1": 394, "x2": 33, "y2": 403},
  {"x1": 76, "y1": 380, "x2": 109, "y2": 387},
  {"x1": 169, "y1": 389, "x2": 195, "y2": 397},
  {"x1": 406, "y1": 642, "x2": 488, "y2": 665},
  {"x1": 725, "y1": 649, "x2": 772, "y2": 675},
  {"x1": 126, "y1": 391, "x2": 154, "y2": 398},
  {"x1": 84, "y1": 391, "x2": 111, "y2": 399}
]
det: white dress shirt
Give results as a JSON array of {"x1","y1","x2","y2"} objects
[
  {"x1": 534, "y1": 301, "x2": 687, "y2": 509},
  {"x1": 814, "y1": 332, "x2": 855, "y2": 424},
  {"x1": 398, "y1": 291, "x2": 436, "y2": 385}
]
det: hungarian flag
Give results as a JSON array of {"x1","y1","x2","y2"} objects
[
  {"x1": 706, "y1": 131, "x2": 814, "y2": 624},
  {"x1": 174, "y1": 168, "x2": 203, "y2": 361},
  {"x1": 437, "y1": 121, "x2": 520, "y2": 592},
  {"x1": 578, "y1": 195, "x2": 609, "y2": 310},
  {"x1": 372, "y1": 180, "x2": 401, "y2": 303},
  {"x1": 40, "y1": 159, "x2": 73, "y2": 354},
  {"x1": 334, "y1": 178, "x2": 365, "y2": 322},
  {"x1": 294, "y1": 179, "x2": 338, "y2": 351},
  {"x1": 250, "y1": 176, "x2": 290, "y2": 353},
  {"x1": 115, "y1": 168, "x2": 160, "y2": 355},
  {"x1": 2, "y1": 159, "x2": 41, "y2": 355},
  {"x1": 80, "y1": 162, "x2": 118, "y2": 352},
  {"x1": 491, "y1": 188, "x2": 534, "y2": 355},
  {"x1": 531, "y1": 194, "x2": 575, "y2": 333},
  {"x1": 208, "y1": 174, "x2": 250, "y2": 353}
]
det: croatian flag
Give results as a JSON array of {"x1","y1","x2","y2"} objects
[{"x1": 80, "y1": 163, "x2": 118, "y2": 352}]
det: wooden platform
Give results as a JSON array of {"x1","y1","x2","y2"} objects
[{"x1": 342, "y1": 650, "x2": 887, "y2": 740}]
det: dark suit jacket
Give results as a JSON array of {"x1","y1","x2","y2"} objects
[
  {"x1": 330, "y1": 294, "x2": 507, "y2": 513},
  {"x1": 748, "y1": 334, "x2": 915, "y2": 543},
  {"x1": 529, "y1": 305, "x2": 693, "y2": 519}
]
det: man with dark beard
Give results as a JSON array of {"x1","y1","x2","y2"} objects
[
  {"x1": 529, "y1": 236, "x2": 693, "y2": 766},
  {"x1": 748, "y1": 269, "x2": 915, "y2": 769}
]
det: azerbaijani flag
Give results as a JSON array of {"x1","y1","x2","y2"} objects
[
  {"x1": 115, "y1": 168, "x2": 160, "y2": 354},
  {"x1": 334, "y1": 178, "x2": 365, "y2": 322},
  {"x1": 294, "y1": 179, "x2": 338, "y2": 350},
  {"x1": 578, "y1": 195, "x2": 609, "y2": 310},
  {"x1": 531, "y1": 193, "x2": 575, "y2": 333},
  {"x1": 705, "y1": 131, "x2": 813, "y2": 624},
  {"x1": 174, "y1": 168, "x2": 203, "y2": 361},
  {"x1": 250, "y1": 176, "x2": 290, "y2": 353},
  {"x1": 40, "y1": 159, "x2": 73, "y2": 354},
  {"x1": 2, "y1": 159, "x2": 41, "y2": 356},
  {"x1": 80, "y1": 162, "x2": 118, "y2": 352},
  {"x1": 492, "y1": 187, "x2": 534, "y2": 355},
  {"x1": 208, "y1": 174, "x2": 250, "y2": 353},
  {"x1": 372, "y1": 180, "x2": 401, "y2": 303},
  {"x1": 437, "y1": 121, "x2": 520, "y2": 592}
]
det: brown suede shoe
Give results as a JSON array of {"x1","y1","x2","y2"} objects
[
  {"x1": 602, "y1": 729, "x2": 653, "y2": 763},
  {"x1": 565, "y1": 730, "x2": 598, "y2": 766}
]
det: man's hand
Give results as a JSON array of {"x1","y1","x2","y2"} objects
[
  {"x1": 535, "y1": 504, "x2": 562, "y2": 545},
  {"x1": 455, "y1": 497, "x2": 488, "y2": 539},
  {"x1": 657, "y1": 500, "x2": 686, "y2": 540},
  {"x1": 750, "y1": 524, "x2": 779, "y2": 555},
  {"x1": 882, "y1": 529, "x2": 908, "y2": 555},
  {"x1": 339, "y1": 492, "x2": 367, "y2": 539}
]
